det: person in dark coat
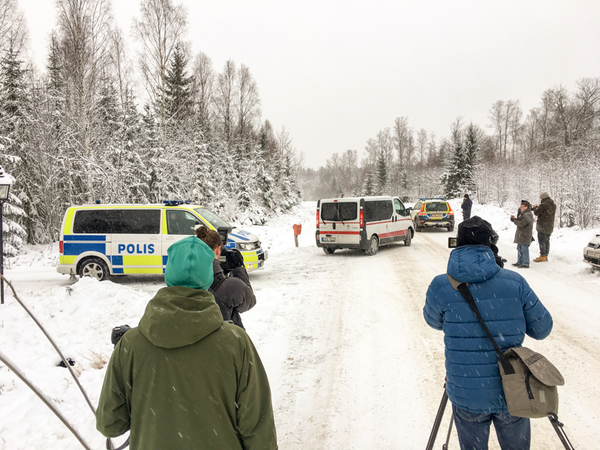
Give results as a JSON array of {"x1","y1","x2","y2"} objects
[
  {"x1": 195, "y1": 226, "x2": 256, "y2": 329},
  {"x1": 96, "y1": 236, "x2": 277, "y2": 450},
  {"x1": 424, "y1": 216, "x2": 553, "y2": 450},
  {"x1": 532, "y1": 192, "x2": 556, "y2": 262},
  {"x1": 510, "y1": 200, "x2": 534, "y2": 268},
  {"x1": 461, "y1": 194, "x2": 473, "y2": 220}
]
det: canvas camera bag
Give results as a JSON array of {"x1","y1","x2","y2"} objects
[{"x1": 447, "y1": 275, "x2": 565, "y2": 419}]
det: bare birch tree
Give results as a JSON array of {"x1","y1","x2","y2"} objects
[
  {"x1": 133, "y1": 0, "x2": 187, "y2": 147},
  {"x1": 56, "y1": 0, "x2": 113, "y2": 202},
  {"x1": 191, "y1": 51, "x2": 215, "y2": 134},
  {"x1": 0, "y1": 0, "x2": 27, "y2": 55},
  {"x1": 393, "y1": 116, "x2": 411, "y2": 168},
  {"x1": 214, "y1": 60, "x2": 237, "y2": 146},
  {"x1": 237, "y1": 64, "x2": 260, "y2": 141}
]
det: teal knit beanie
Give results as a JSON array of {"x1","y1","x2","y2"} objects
[{"x1": 165, "y1": 236, "x2": 215, "y2": 289}]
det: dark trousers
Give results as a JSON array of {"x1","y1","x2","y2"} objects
[
  {"x1": 453, "y1": 404, "x2": 531, "y2": 450},
  {"x1": 538, "y1": 231, "x2": 551, "y2": 256}
]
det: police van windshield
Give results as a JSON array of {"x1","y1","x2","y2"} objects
[
  {"x1": 321, "y1": 202, "x2": 357, "y2": 222},
  {"x1": 194, "y1": 208, "x2": 231, "y2": 229}
]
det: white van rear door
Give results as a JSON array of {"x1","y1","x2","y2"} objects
[{"x1": 319, "y1": 201, "x2": 360, "y2": 245}]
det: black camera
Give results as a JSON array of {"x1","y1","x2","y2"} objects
[
  {"x1": 219, "y1": 248, "x2": 245, "y2": 273},
  {"x1": 448, "y1": 237, "x2": 458, "y2": 248},
  {"x1": 111, "y1": 324, "x2": 131, "y2": 346}
]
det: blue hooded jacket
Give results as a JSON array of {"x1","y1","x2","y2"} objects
[{"x1": 424, "y1": 245, "x2": 553, "y2": 413}]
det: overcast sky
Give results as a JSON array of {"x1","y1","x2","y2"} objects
[{"x1": 17, "y1": 0, "x2": 600, "y2": 169}]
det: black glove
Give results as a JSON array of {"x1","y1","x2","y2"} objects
[{"x1": 226, "y1": 249, "x2": 245, "y2": 270}]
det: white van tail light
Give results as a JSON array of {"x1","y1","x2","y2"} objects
[
  {"x1": 360, "y1": 209, "x2": 365, "y2": 228},
  {"x1": 316, "y1": 210, "x2": 320, "y2": 228}
]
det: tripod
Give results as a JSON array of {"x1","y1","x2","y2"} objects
[
  {"x1": 426, "y1": 384, "x2": 453, "y2": 450},
  {"x1": 426, "y1": 385, "x2": 576, "y2": 450}
]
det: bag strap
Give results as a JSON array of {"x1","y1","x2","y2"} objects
[
  {"x1": 208, "y1": 276, "x2": 227, "y2": 295},
  {"x1": 447, "y1": 275, "x2": 515, "y2": 375}
]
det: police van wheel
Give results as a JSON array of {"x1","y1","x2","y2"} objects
[
  {"x1": 365, "y1": 236, "x2": 379, "y2": 256},
  {"x1": 78, "y1": 258, "x2": 109, "y2": 281},
  {"x1": 323, "y1": 247, "x2": 336, "y2": 255}
]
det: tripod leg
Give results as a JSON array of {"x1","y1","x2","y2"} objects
[
  {"x1": 548, "y1": 414, "x2": 575, "y2": 450},
  {"x1": 442, "y1": 412, "x2": 454, "y2": 450},
  {"x1": 426, "y1": 387, "x2": 449, "y2": 450}
]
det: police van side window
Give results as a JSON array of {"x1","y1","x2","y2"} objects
[
  {"x1": 166, "y1": 210, "x2": 202, "y2": 235},
  {"x1": 73, "y1": 210, "x2": 160, "y2": 234},
  {"x1": 365, "y1": 200, "x2": 393, "y2": 222}
]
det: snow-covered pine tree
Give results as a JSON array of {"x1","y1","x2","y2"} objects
[
  {"x1": 363, "y1": 170, "x2": 375, "y2": 196},
  {"x1": 462, "y1": 122, "x2": 480, "y2": 195},
  {"x1": 442, "y1": 120, "x2": 466, "y2": 199},
  {"x1": 376, "y1": 151, "x2": 388, "y2": 195},
  {"x1": 0, "y1": 45, "x2": 28, "y2": 250}
]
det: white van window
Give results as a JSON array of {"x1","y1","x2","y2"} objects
[
  {"x1": 365, "y1": 200, "x2": 393, "y2": 222},
  {"x1": 321, "y1": 202, "x2": 357, "y2": 222},
  {"x1": 166, "y1": 210, "x2": 202, "y2": 235},
  {"x1": 394, "y1": 199, "x2": 405, "y2": 215},
  {"x1": 73, "y1": 210, "x2": 161, "y2": 234}
]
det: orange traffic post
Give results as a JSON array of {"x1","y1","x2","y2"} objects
[{"x1": 293, "y1": 224, "x2": 302, "y2": 247}]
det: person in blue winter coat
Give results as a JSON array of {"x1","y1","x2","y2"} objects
[{"x1": 424, "y1": 216, "x2": 553, "y2": 450}]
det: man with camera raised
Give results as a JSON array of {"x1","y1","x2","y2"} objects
[{"x1": 195, "y1": 226, "x2": 256, "y2": 329}]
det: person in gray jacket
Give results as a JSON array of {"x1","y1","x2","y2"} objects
[
  {"x1": 195, "y1": 226, "x2": 256, "y2": 329},
  {"x1": 510, "y1": 200, "x2": 534, "y2": 268}
]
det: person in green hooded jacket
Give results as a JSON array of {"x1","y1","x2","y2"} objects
[{"x1": 96, "y1": 236, "x2": 278, "y2": 450}]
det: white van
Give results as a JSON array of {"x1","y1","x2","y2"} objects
[
  {"x1": 57, "y1": 201, "x2": 267, "y2": 280},
  {"x1": 315, "y1": 196, "x2": 414, "y2": 255}
]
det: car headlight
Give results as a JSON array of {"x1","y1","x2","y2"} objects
[{"x1": 238, "y1": 242, "x2": 255, "y2": 250}]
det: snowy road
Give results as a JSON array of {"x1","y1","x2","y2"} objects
[
  {"x1": 244, "y1": 206, "x2": 599, "y2": 450},
  {"x1": 0, "y1": 201, "x2": 598, "y2": 449}
]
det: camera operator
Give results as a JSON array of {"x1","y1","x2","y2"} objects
[{"x1": 195, "y1": 226, "x2": 256, "y2": 329}]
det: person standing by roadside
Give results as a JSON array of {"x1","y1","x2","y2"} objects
[
  {"x1": 195, "y1": 226, "x2": 256, "y2": 329},
  {"x1": 510, "y1": 200, "x2": 534, "y2": 268},
  {"x1": 461, "y1": 194, "x2": 473, "y2": 220},
  {"x1": 532, "y1": 192, "x2": 556, "y2": 262},
  {"x1": 424, "y1": 216, "x2": 553, "y2": 450}
]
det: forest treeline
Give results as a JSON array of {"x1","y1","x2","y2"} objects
[
  {"x1": 0, "y1": 0, "x2": 301, "y2": 255},
  {"x1": 299, "y1": 79, "x2": 600, "y2": 230}
]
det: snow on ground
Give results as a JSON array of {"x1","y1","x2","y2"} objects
[{"x1": 0, "y1": 200, "x2": 598, "y2": 449}]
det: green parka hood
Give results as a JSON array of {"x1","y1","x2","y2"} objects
[{"x1": 138, "y1": 286, "x2": 223, "y2": 348}]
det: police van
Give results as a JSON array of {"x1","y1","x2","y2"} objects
[
  {"x1": 57, "y1": 201, "x2": 267, "y2": 281},
  {"x1": 315, "y1": 196, "x2": 414, "y2": 255}
]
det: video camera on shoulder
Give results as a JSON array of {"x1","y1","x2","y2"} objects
[{"x1": 219, "y1": 247, "x2": 245, "y2": 273}]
